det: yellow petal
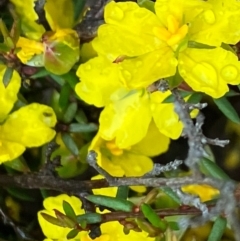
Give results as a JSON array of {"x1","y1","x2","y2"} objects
[
  {"x1": 151, "y1": 91, "x2": 183, "y2": 139},
  {"x1": 89, "y1": 132, "x2": 125, "y2": 177},
  {"x1": 1, "y1": 103, "x2": 57, "y2": 148},
  {"x1": 114, "y1": 153, "x2": 153, "y2": 177},
  {"x1": 92, "y1": 175, "x2": 118, "y2": 197},
  {"x1": 93, "y1": 1, "x2": 164, "y2": 60},
  {"x1": 155, "y1": 0, "x2": 209, "y2": 27},
  {"x1": 0, "y1": 65, "x2": 21, "y2": 122},
  {"x1": 38, "y1": 194, "x2": 84, "y2": 239},
  {"x1": 131, "y1": 121, "x2": 170, "y2": 156},
  {"x1": 99, "y1": 89, "x2": 152, "y2": 148},
  {"x1": 16, "y1": 37, "x2": 44, "y2": 63},
  {"x1": 189, "y1": 0, "x2": 240, "y2": 46},
  {"x1": 179, "y1": 47, "x2": 240, "y2": 98},
  {"x1": 0, "y1": 140, "x2": 25, "y2": 164},
  {"x1": 80, "y1": 41, "x2": 97, "y2": 63},
  {"x1": 100, "y1": 221, "x2": 154, "y2": 241},
  {"x1": 9, "y1": 0, "x2": 45, "y2": 39},
  {"x1": 182, "y1": 184, "x2": 220, "y2": 202},
  {"x1": 119, "y1": 48, "x2": 177, "y2": 89},
  {"x1": 44, "y1": 0, "x2": 74, "y2": 30},
  {"x1": 75, "y1": 56, "x2": 122, "y2": 107}
]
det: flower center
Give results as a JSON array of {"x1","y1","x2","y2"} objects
[
  {"x1": 154, "y1": 15, "x2": 188, "y2": 48},
  {"x1": 105, "y1": 140, "x2": 123, "y2": 156}
]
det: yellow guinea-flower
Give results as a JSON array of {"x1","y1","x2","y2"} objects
[
  {"x1": 90, "y1": 0, "x2": 240, "y2": 98},
  {"x1": 0, "y1": 65, "x2": 56, "y2": 163}
]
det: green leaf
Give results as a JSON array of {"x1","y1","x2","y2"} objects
[
  {"x1": 62, "y1": 102, "x2": 78, "y2": 123},
  {"x1": 207, "y1": 216, "x2": 227, "y2": 241},
  {"x1": 6, "y1": 188, "x2": 36, "y2": 201},
  {"x1": 50, "y1": 73, "x2": 65, "y2": 86},
  {"x1": 75, "y1": 109, "x2": 88, "y2": 124},
  {"x1": 188, "y1": 41, "x2": 216, "y2": 49},
  {"x1": 225, "y1": 89, "x2": 240, "y2": 97},
  {"x1": 54, "y1": 209, "x2": 76, "y2": 228},
  {"x1": 198, "y1": 158, "x2": 230, "y2": 181},
  {"x1": 68, "y1": 123, "x2": 98, "y2": 133},
  {"x1": 62, "y1": 133, "x2": 79, "y2": 156},
  {"x1": 161, "y1": 187, "x2": 181, "y2": 204},
  {"x1": 4, "y1": 156, "x2": 30, "y2": 172},
  {"x1": 168, "y1": 222, "x2": 180, "y2": 230},
  {"x1": 76, "y1": 213, "x2": 102, "y2": 224},
  {"x1": 59, "y1": 83, "x2": 71, "y2": 110},
  {"x1": 137, "y1": 0, "x2": 155, "y2": 12},
  {"x1": 67, "y1": 229, "x2": 79, "y2": 240},
  {"x1": 187, "y1": 92, "x2": 202, "y2": 104},
  {"x1": 141, "y1": 203, "x2": 168, "y2": 231},
  {"x1": 63, "y1": 200, "x2": 77, "y2": 221},
  {"x1": 86, "y1": 195, "x2": 134, "y2": 212},
  {"x1": 41, "y1": 212, "x2": 68, "y2": 227},
  {"x1": 30, "y1": 68, "x2": 49, "y2": 79},
  {"x1": 72, "y1": 0, "x2": 87, "y2": 22},
  {"x1": 0, "y1": 43, "x2": 10, "y2": 52},
  {"x1": 213, "y1": 96, "x2": 240, "y2": 124},
  {"x1": 61, "y1": 133, "x2": 79, "y2": 156},
  {"x1": 116, "y1": 186, "x2": 129, "y2": 200},
  {"x1": 62, "y1": 71, "x2": 79, "y2": 89},
  {"x1": 167, "y1": 69, "x2": 184, "y2": 88},
  {"x1": 3, "y1": 67, "x2": 13, "y2": 87}
]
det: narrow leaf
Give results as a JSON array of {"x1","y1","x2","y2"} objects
[
  {"x1": 116, "y1": 186, "x2": 129, "y2": 200},
  {"x1": 76, "y1": 213, "x2": 102, "y2": 224},
  {"x1": 72, "y1": 0, "x2": 87, "y2": 22},
  {"x1": 3, "y1": 67, "x2": 13, "y2": 87},
  {"x1": 61, "y1": 133, "x2": 79, "y2": 156},
  {"x1": 63, "y1": 71, "x2": 79, "y2": 89},
  {"x1": 141, "y1": 203, "x2": 168, "y2": 231},
  {"x1": 207, "y1": 216, "x2": 227, "y2": 241},
  {"x1": 63, "y1": 200, "x2": 77, "y2": 221},
  {"x1": 213, "y1": 97, "x2": 240, "y2": 124},
  {"x1": 6, "y1": 188, "x2": 35, "y2": 201},
  {"x1": 30, "y1": 68, "x2": 49, "y2": 79},
  {"x1": 62, "y1": 102, "x2": 78, "y2": 123},
  {"x1": 69, "y1": 123, "x2": 98, "y2": 133},
  {"x1": 199, "y1": 158, "x2": 230, "y2": 181},
  {"x1": 161, "y1": 187, "x2": 181, "y2": 204},
  {"x1": 75, "y1": 109, "x2": 88, "y2": 124},
  {"x1": 4, "y1": 156, "x2": 30, "y2": 172},
  {"x1": 67, "y1": 229, "x2": 79, "y2": 240},
  {"x1": 86, "y1": 195, "x2": 134, "y2": 212},
  {"x1": 59, "y1": 83, "x2": 71, "y2": 110},
  {"x1": 187, "y1": 92, "x2": 202, "y2": 104},
  {"x1": 54, "y1": 209, "x2": 76, "y2": 228},
  {"x1": 41, "y1": 212, "x2": 67, "y2": 227}
]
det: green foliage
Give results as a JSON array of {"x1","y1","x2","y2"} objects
[
  {"x1": 208, "y1": 217, "x2": 227, "y2": 241},
  {"x1": 213, "y1": 96, "x2": 240, "y2": 124},
  {"x1": 86, "y1": 195, "x2": 134, "y2": 212}
]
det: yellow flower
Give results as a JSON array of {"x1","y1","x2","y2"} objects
[
  {"x1": 38, "y1": 194, "x2": 85, "y2": 240},
  {"x1": 39, "y1": 194, "x2": 154, "y2": 241},
  {"x1": 11, "y1": 0, "x2": 80, "y2": 74},
  {"x1": 91, "y1": 0, "x2": 240, "y2": 98},
  {"x1": 181, "y1": 184, "x2": 220, "y2": 202},
  {"x1": 76, "y1": 56, "x2": 182, "y2": 148},
  {"x1": 90, "y1": 121, "x2": 170, "y2": 192},
  {"x1": 80, "y1": 221, "x2": 154, "y2": 241},
  {"x1": 0, "y1": 64, "x2": 57, "y2": 163}
]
